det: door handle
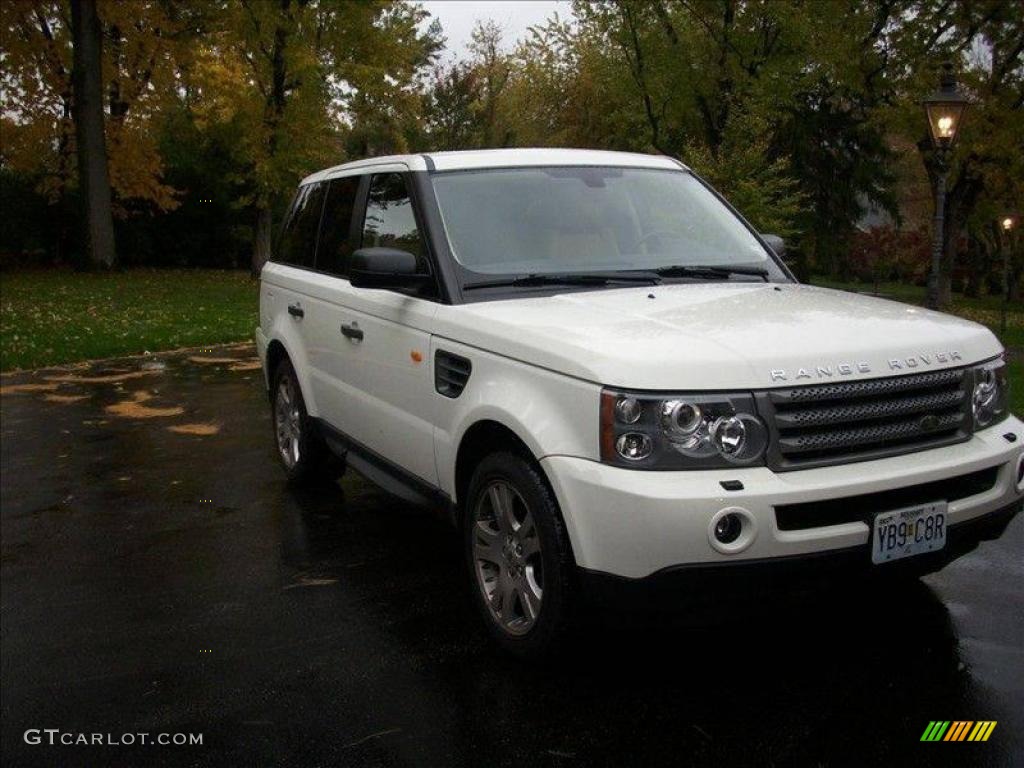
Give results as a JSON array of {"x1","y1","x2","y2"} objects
[
  {"x1": 340, "y1": 322, "x2": 363, "y2": 341},
  {"x1": 288, "y1": 303, "x2": 304, "y2": 319}
]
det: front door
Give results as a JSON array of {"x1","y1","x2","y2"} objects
[{"x1": 306, "y1": 170, "x2": 441, "y2": 487}]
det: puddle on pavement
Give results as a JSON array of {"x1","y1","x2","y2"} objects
[
  {"x1": 45, "y1": 370, "x2": 160, "y2": 385},
  {"x1": 3, "y1": 343, "x2": 259, "y2": 441},
  {"x1": 283, "y1": 574, "x2": 340, "y2": 590}
]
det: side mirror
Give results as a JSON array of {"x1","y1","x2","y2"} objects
[
  {"x1": 761, "y1": 234, "x2": 786, "y2": 258},
  {"x1": 349, "y1": 247, "x2": 430, "y2": 289}
]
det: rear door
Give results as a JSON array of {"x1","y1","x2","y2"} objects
[
  {"x1": 260, "y1": 181, "x2": 328, "y2": 405},
  {"x1": 300, "y1": 173, "x2": 364, "y2": 436}
]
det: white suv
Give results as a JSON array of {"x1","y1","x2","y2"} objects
[{"x1": 257, "y1": 149, "x2": 1023, "y2": 656}]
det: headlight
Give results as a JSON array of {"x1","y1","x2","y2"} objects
[
  {"x1": 971, "y1": 357, "x2": 1009, "y2": 429},
  {"x1": 601, "y1": 389, "x2": 768, "y2": 469}
]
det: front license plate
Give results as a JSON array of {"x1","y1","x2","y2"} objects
[{"x1": 871, "y1": 502, "x2": 947, "y2": 565}]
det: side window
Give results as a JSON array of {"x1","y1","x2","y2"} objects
[
  {"x1": 361, "y1": 173, "x2": 428, "y2": 271},
  {"x1": 316, "y1": 176, "x2": 361, "y2": 276},
  {"x1": 276, "y1": 182, "x2": 326, "y2": 268}
]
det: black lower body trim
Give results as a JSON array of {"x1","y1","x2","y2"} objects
[
  {"x1": 580, "y1": 500, "x2": 1021, "y2": 608},
  {"x1": 314, "y1": 418, "x2": 454, "y2": 517},
  {"x1": 774, "y1": 465, "x2": 1000, "y2": 531}
]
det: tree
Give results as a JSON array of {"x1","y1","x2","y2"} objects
[
  {"x1": 0, "y1": 1, "x2": 77, "y2": 261},
  {"x1": 70, "y1": 0, "x2": 116, "y2": 268},
  {"x1": 889, "y1": 0, "x2": 1023, "y2": 307},
  {"x1": 1, "y1": 1, "x2": 202, "y2": 264},
  {"x1": 419, "y1": 20, "x2": 518, "y2": 151},
  {"x1": 197, "y1": 0, "x2": 441, "y2": 272},
  {"x1": 468, "y1": 21, "x2": 512, "y2": 148},
  {"x1": 556, "y1": 0, "x2": 808, "y2": 234},
  {"x1": 422, "y1": 60, "x2": 482, "y2": 150}
]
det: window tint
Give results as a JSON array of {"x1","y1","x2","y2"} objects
[
  {"x1": 316, "y1": 176, "x2": 361, "y2": 276},
  {"x1": 361, "y1": 173, "x2": 427, "y2": 270},
  {"x1": 276, "y1": 182, "x2": 326, "y2": 268}
]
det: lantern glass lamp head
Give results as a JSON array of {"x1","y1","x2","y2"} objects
[
  {"x1": 1002, "y1": 217, "x2": 1015, "y2": 232},
  {"x1": 923, "y1": 63, "x2": 969, "y2": 150}
]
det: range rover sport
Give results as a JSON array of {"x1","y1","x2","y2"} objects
[{"x1": 257, "y1": 149, "x2": 1023, "y2": 657}]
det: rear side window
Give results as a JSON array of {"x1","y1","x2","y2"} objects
[
  {"x1": 361, "y1": 173, "x2": 428, "y2": 271},
  {"x1": 316, "y1": 176, "x2": 361, "y2": 276},
  {"x1": 276, "y1": 182, "x2": 326, "y2": 268}
]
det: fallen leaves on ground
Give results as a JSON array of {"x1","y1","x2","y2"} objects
[
  {"x1": 188, "y1": 356, "x2": 241, "y2": 365},
  {"x1": 43, "y1": 394, "x2": 89, "y2": 404},
  {"x1": 0, "y1": 382, "x2": 60, "y2": 395},
  {"x1": 105, "y1": 390, "x2": 184, "y2": 419},
  {"x1": 167, "y1": 422, "x2": 221, "y2": 436}
]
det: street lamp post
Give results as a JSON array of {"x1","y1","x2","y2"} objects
[
  {"x1": 1000, "y1": 216, "x2": 1015, "y2": 334},
  {"x1": 922, "y1": 63, "x2": 970, "y2": 309}
]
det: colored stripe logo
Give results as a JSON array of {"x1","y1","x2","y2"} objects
[{"x1": 921, "y1": 721, "x2": 997, "y2": 742}]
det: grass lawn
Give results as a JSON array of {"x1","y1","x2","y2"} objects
[
  {"x1": 1, "y1": 269, "x2": 258, "y2": 371},
  {"x1": 812, "y1": 278, "x2": 1024, "y2": 416}
]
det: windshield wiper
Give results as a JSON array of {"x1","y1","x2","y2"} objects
[
  {"x1": 463, "y1": 272, "x2": 659, "y2": 290},
  {"x1": 653, "y1": 264, "x2": 770, "y2": 281}
]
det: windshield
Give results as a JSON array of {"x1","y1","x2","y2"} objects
[{"x1": 430, "y1": 166, "x2": 776, "y2": 277}]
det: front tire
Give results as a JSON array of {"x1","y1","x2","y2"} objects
[
  {"x1": 270, "y1": 359, "x2": 336, "y2": 483},
  {"x1": 463, "y1": 452, "x2": 576, "y2": 658}
]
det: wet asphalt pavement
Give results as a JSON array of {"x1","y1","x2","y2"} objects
[{"x1": 1, "y1": 344, "x2": 1022, "y2": 767}]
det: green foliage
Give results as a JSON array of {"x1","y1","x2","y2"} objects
[
  {"x1": 848, "y1": 226, "x2": 931, "y2": 288},
  {"x1": 683, "y1": 115, "x2": 805, "y2": 238},
  {"x1": 0, "y1": 269, "x2": 258, "y2": 370},
  {"x1": 0, "y1": 0, "x2": 1020, "y2": 295}
]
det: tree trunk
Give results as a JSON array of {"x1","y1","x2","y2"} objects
[
  {"x1": 71, "y1": 0, "x2": 116, "y2": 269},
  {"x1": 250, "y1": 7, "x2": 290, "y2": 274},
  {"x1": 253, "y1": 206, "x2": 272, "y2": 276}
]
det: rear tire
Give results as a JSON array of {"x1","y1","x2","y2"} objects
[
  {"x1": 270, "y1": 358, "x2": 341, "y2": 483},
  {"x1": 463, "y1": 452, "x2": 576, "y2": 658}
]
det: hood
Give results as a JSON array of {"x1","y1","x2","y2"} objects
[{"x1": 436, "y1": 283, "x2": 1002, "y2": 390}]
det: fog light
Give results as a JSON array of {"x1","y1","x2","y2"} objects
[{"x1": 713, "y1": 513, "x2": 743, "y2": 544}]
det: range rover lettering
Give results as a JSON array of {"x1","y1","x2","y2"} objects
[{"x1": 256, "y1": 149, "x2": 1023, "y2": 657}]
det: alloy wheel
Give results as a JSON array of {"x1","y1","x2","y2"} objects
[
  {"x1": 274, "y1": 377, "x2": 301, "y2": 469},
  {"x1": 472, "y1": 480, "x2": 544, "y2": 636}
]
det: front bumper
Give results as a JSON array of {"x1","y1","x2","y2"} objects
[
  {"x1": 541, "y1": 416, "x2": 1024, "y2": 580},
  {"x1": 580, "y1": 501, "x2": 1020, "y2": 607}
]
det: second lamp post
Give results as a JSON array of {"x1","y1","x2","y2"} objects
[{"x1": 922, "y1": 63, "x2": 970, "y2": 309}]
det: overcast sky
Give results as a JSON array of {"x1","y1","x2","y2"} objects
[{"x1": 421, "y1": 1, "x2": 574, "y2": 60}]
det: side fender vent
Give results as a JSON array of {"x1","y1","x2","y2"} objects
[{"x1": 435, "y1": 351, "x2": 472, "y2": 398}]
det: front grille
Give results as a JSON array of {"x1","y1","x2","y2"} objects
[
  {"x1": 758, "y1": 368, "x2": 972, "y2": 471},
  {"x1": 775, "y1": 465, "x2": 1000, "y2": 531}
]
